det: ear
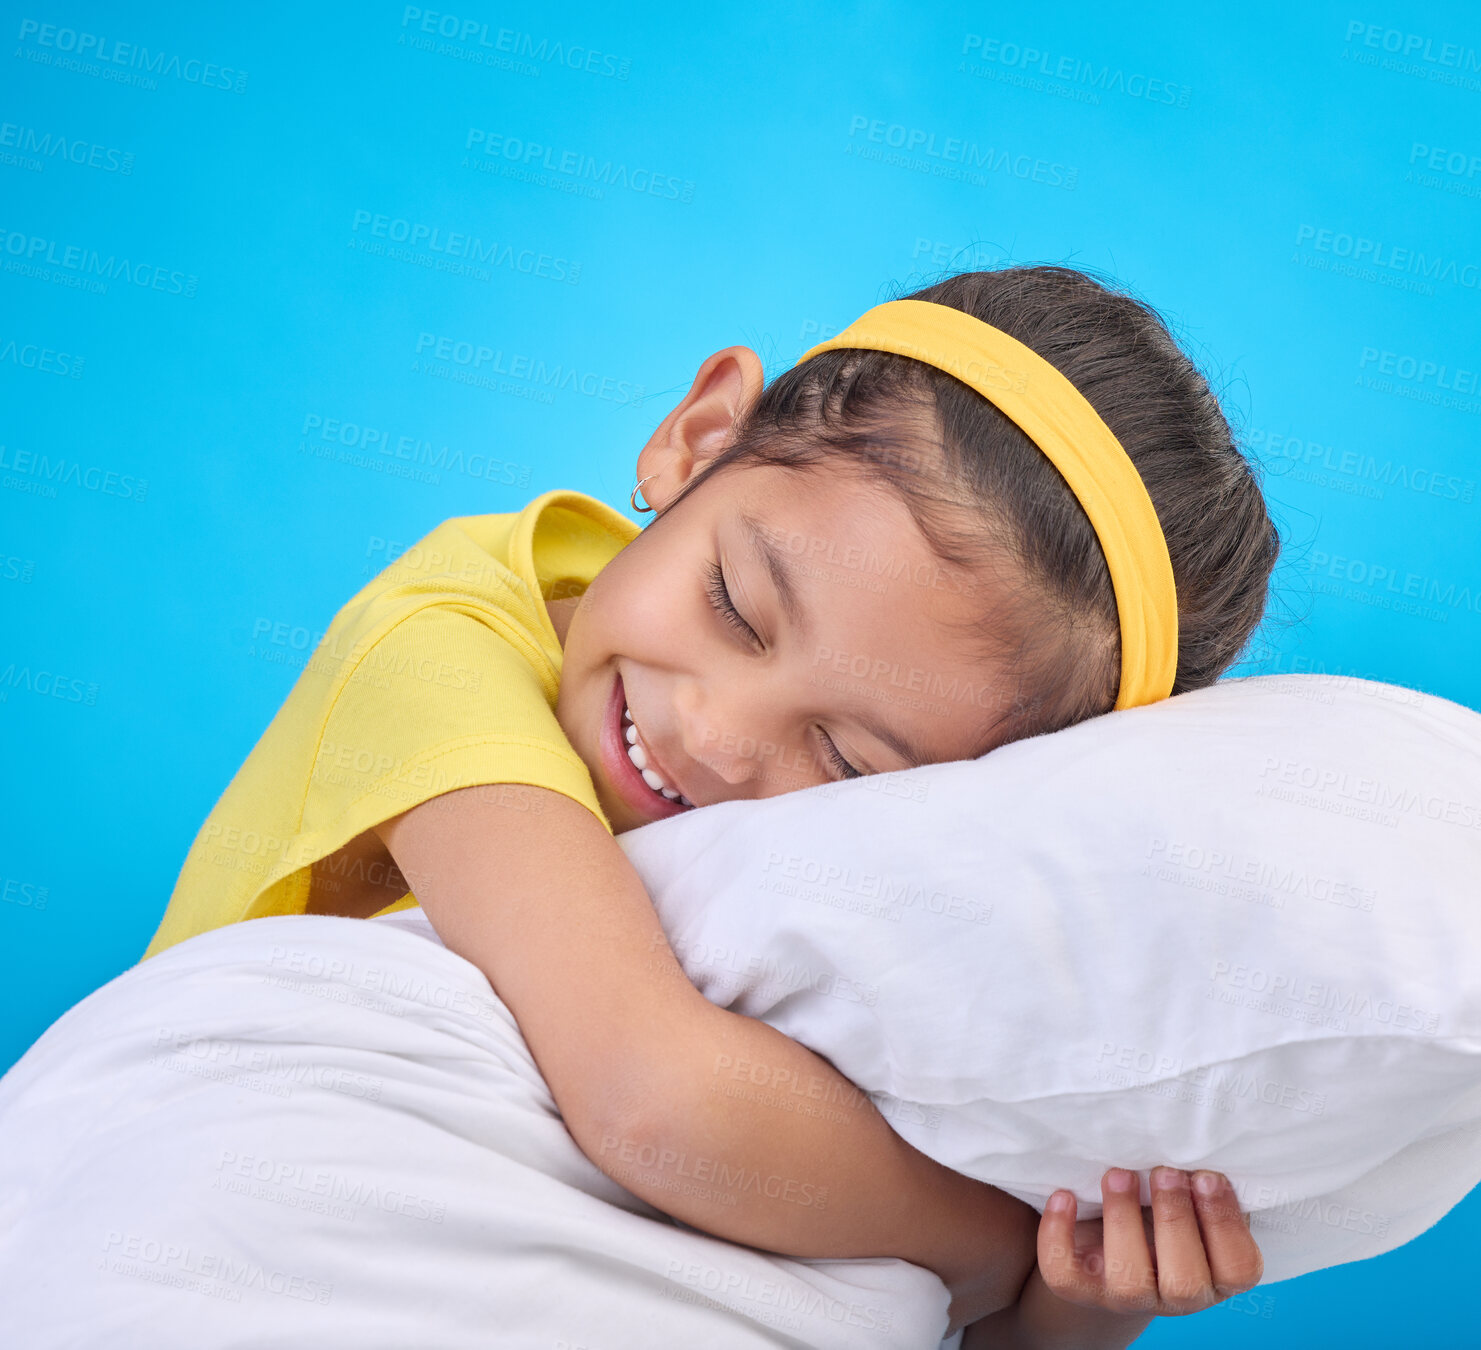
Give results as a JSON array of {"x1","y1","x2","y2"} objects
[{"x1": 634, "y1": 346, "x2": 765, "y2": 513}]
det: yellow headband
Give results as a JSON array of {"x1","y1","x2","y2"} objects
[{"x1": 796, "y1": 298, "x2": 1178, "y2": 710}]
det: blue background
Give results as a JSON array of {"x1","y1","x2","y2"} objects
[{"x1": 2, "y1": 3, "x2": 1478, "y2": 1344}]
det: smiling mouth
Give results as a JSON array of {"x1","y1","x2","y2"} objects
[
  {"x1": 602, "y1": 671, "x2": 695, "y2": 821},
  {"x1": 620, "y1": 703, "x2": 694, "y2": 806}
]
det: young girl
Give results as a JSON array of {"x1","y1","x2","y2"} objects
[{"x1": 143, "y1": 265, "x2": 1278, "y2": 1346}]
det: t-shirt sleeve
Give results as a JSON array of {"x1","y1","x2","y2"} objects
[{"x1": 300, "y1": 603, "x2": 610, "y2": 852}]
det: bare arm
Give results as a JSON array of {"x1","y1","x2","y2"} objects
[{"x1": 376, "y1": 784, "x2": 1038, "y2": 1330}]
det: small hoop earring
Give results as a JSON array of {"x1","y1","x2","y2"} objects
[{"x1": 630, "y1": 474, "x2": 657, "y2": 514}]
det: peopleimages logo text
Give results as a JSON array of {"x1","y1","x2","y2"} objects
[
  {"x1": 0, "y1": 227, "x2": 197, "y2": 296},
  {"x1": 465, "y1": 130, "x2": 694, "y2": 202},
  {"x1": 961, "y1": 34, "x2": 1191, "y2": 106},
  {"x1": 846, "y1": 116, "x2": 1077, "y2": 189},
  {"x1": 1294, "y1": 225, "x2": 1480, "y2": 290},
  {"x1": 1343, "y1": 20, "x2": 1481, "y2": 72},
  {"x1": 349, "y1": 210, "x2": 580, "y2": 284},
  {"x1": 1359, "y1": 347, "x2": 1478, "y2": 395},
  {"x1": 15, "y1": 19, "x2": 248, "y2": 91}
]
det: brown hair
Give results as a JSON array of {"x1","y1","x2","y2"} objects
[{"x1": 664, "y1": 265, "x2": 1281, "y2": 751}]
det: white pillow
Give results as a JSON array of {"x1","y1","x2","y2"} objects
[{"x1": 616, "y1": 674, "x2": 1481, "y2": 1285}]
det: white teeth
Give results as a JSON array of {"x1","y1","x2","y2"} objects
[
  {"x1": 621, "y1": 698, "x2": 691, "y2": 806},
  {"x1": 624, "y1": 701, "x2": 693, "y2": 805}
]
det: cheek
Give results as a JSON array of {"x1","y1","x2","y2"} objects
[
  {"x1": 613, "y1": 583, "x2": 686, "y2": 655},
  {"x1": 578, "y1": 557, "x2": 666, "y2": 656},
  {"x1": 597, "y1": 509, "x2": 723, "y2": 664}
]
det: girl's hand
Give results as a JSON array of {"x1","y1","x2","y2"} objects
[{"x1": 1039, "y1": 1167, "x2": 1263, "y2": 1317}]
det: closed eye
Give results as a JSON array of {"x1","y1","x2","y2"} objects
[
  {"x1": 705, "y1": 560, "x2": 761, "y2": 648},
  {"x1": 817, "y1": 728, "x2": 863, "y2": 780},
  {"x1": 706, "y1": 559, "x2": 862, "y2": 782}
]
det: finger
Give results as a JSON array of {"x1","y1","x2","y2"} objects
[
  {"x1": 1148, "y1": 1167, "x2": 1215, "y2": 1314},
  {"x1": 1100, "y1": 1168, "x2": 1158, "y2": 1312},
  {"x1": 1038, "y1": 1191, "x2": 1099, "y2": 1306},
  {"x1": 1192, "y1": 1171, "x2": 1265, "y2": 1296}
]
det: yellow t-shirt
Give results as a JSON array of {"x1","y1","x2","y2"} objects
[{"x1": 141, "y1": 489, "x2": 641, "y2": 960}]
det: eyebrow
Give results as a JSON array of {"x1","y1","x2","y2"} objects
[{"x1": 739, "y1": 509, "x2": 932, "y2": 772}]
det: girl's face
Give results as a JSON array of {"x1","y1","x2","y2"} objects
[{"x1": 551, "y1": 346, "x2": 1021, "y2": 835}]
